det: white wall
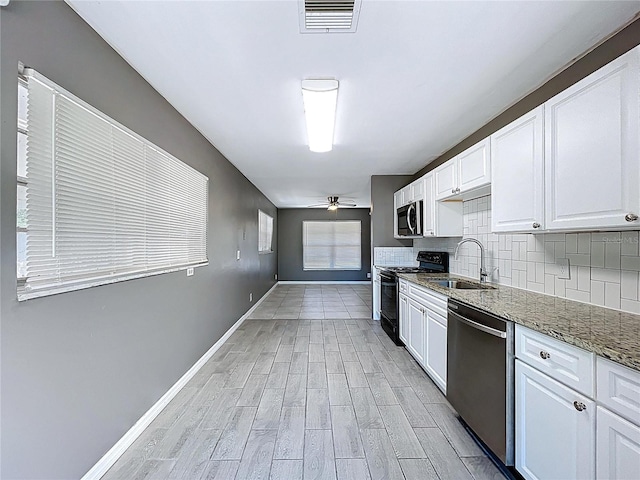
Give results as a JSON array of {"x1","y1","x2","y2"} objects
[{"x1": 414, "y1": 195, "x2": 640, "y2": 314}]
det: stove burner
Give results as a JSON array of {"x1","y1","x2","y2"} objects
[{"x1": 382, "y1": 266, "x2": 428, "y2": 274}]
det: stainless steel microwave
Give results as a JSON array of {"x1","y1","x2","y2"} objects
[{"x1": 397, "y1": 201, "x2": 423, "y2": 237}]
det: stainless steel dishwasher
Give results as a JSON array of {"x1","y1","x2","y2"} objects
[{"x1": 447, "y1": 298, "x2": 515, "y2": 467}]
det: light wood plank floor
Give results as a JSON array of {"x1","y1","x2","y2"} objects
[{"x1": 103, "y1": 284, "x2": 504, "y2": 480}]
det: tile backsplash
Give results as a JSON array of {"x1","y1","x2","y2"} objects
[
  {"x1": 373, "y1": 247, "x2": 417, "y2": 266},
  {"x1": 414, "y1": 195, "x2": 640, "y2": 314}
]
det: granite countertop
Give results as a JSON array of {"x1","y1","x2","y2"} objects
[{"x1": 396, "y1": 273, "x2": 640, "y2": 372}]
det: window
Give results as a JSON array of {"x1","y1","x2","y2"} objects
[
  {"x1": 258, "y1": 210, "x2": 274, "y2": 253},
  {"x1": 17, "y1": 79, "x2": 28, "y2": 281},
  {"x1": 302, "y1": 221, "x2": 361, "y2": 270},
  {"x1": 18, "y1": 69, "x2": 208, "y2": 301}
]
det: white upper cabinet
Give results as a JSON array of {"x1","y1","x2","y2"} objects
[
  {"x1": 423, "y1": 174, "x2": 436, "y2": 236},
  {"x1": 545, "y1": 46, "x2": 640, "y2": 231},
  {"x1": 409, "y1": 178, "x2": 424, "y2": 202},
  {"x1": 394, "y1": 178, "x2": 424, "y2": 209},
  {"x1": 434, "y1": 160, "x2": 458, "y2": 200},
  {"x1": 423, "y1": 173, "x2": 463, "y2": 237},
  {"x1": 491, "y1": 106, "x2": 545, "y2": 233},
  {"x1": 435, "y1": 138, "x2": 491, "y2": 201},
  {"x1": 394, "y1": 190, "x2": 404, "y2": 209},
  {"x1": 457, "y1": 137, "x2": 491, "y2": 193}
]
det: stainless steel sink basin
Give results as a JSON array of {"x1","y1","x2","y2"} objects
[{"x1": 432, "y1": 280, "x2": 496, "y2": 290}]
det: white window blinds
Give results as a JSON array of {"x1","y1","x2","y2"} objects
[
  {"x1": 20, "y1": 69, "x2": 208, "y2": 301},
  {"x1": 258, "y1": 210, "x2": 274, "y2": 253},
  {"x1": 302, "y1": 221, "x2": 361, "y2": 270}
]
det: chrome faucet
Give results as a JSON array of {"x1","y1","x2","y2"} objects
[{"x1": 455, "y1": 237, "x2": 488, "y2": 283}]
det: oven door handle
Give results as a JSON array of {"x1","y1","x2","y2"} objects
[
  {"x1": 381, "y1": 281, "x2": 396, "y2": 287},
  {"x1": 447, "y1": 308, "x2": 506, "y2": 339}
]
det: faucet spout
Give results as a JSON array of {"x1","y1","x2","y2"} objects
[{"x1": 455, "y1": 237, "x2": 488, "y2": 283}]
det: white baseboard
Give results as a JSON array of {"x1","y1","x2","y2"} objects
[
  {"x1": 277, "y1": 281, "x2": 371, "y2": 285},
  {"x1": 81, "y1": 282, "x2": 278, "y2": 480}
]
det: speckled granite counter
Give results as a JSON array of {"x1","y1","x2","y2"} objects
[{"x1": 396, "y1": 273, "x2": 640, "y2": 372}]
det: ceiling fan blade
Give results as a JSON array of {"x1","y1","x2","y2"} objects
[
  {"x1": 339, "y1": 203, "x2": 357, "y2": 207},
  {"x1": 307, "y1": 203, "x2": 328, "y2": 207}
]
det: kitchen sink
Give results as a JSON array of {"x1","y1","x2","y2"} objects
[{"x1": 432, "y1": 280, "x2": 496, "y2": 290}]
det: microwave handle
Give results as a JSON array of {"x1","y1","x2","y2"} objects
[
  {"x1": 407, "y1": 204, "x2": 415, "y2": 234},
  {"x1": 414, "y1": 202, "x2": 422, "y2": 235}
]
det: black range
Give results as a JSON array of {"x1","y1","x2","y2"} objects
[{"x1": 379, "y1": 251, "x2": 449, "y2": 345}]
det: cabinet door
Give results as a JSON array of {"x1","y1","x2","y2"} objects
[
  {"x1": 596, "y1": 406, "x2": 640, "y2": 480},
  {"x1": 424, "y1": 310, "x2": 447, "y2": 393},
  {"x1": 407, "y1": 299, "x2": 425, "y2": 366},
  {"x1": 399, "y1": 293, "x2": 409, "y2": 345},
  {"x1": 423, "y1": 174, "x2": 436, "y2": 236},
  {"x1": 457, "y1": 137, "x2": 491, "y2": 193},
  {"x1": 402, "y1": 185, "x2": 412, "y2": 204},
  {"x1": 434, "y1": 160, "x2": 457, "y2": 200},
  {"x1": 410, "y1": 178, "x2": 424, "y2": 202},
  {"x1": 545, "y1": 46, "x2": 640, "y2": 231},
  {"x1": 516, "y1": 360, "x2": 595, "y2": 480},
  {"x1": 491, "y1": 107, "x2": 545, "y2": 233},
  {"x1": 394, "y1": 190, "x2": 404, "y2": 209}
]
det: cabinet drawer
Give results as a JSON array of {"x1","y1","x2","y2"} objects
[
  {"x1": 597, "y1": 357, "x2": 640, "y2": 425},
  {"x1": 407, "y1": 282, "x2": 447, "y2": 315},
  {"x1": 516, "y1": 325, "x2": 595, "y2": 397},
  {"x1": 399, "y1": 279, "x2": 408, "y2": 293}
]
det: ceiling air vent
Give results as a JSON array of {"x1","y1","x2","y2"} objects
[{"x1": 299, "y1": 0, "x2": 362, "y2": 34}]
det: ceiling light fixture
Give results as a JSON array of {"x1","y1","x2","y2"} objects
[
  {"x1": 301, "y1": 79, "x2": 339, "y2": 153},
  {"x1": 327, "y1": 202, "x2": 339, "y2": 211}
]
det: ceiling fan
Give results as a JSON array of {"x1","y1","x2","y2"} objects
[{"x1": 308, "y1": 196, "x2": 357, "y2": 211}]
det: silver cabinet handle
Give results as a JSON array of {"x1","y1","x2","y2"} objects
[
  {"x1": 573, "y1": 401, "x2": 586, "y2": 412},
  {"x1": 451, "y1": 188, "x2": 456, "y2": 194},
  {"x1": 455, "y1": 187, "x2": 460, "y2": 193},
  {"x1": 532, "y1": 222, "x2": 541, "y2": 229},
  {"x1": 539, "y1": 351, "x2": 550, "y2": 360},
  {"x1": 625, "y1": 213, "x2": 639, "y2": 222}
]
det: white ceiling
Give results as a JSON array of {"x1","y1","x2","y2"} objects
[{"x1": 67, "y1": 0, "x2": 639, "y2": 208}]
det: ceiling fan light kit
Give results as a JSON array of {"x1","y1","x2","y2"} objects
[
  {"x1": 308, "y1": 196, "x2": 356, "y2": 210},
  {"x1": 301, "y1": 78, "x2": 339, "y2": 153}
]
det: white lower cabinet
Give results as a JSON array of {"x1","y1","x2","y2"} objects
[
  {"x1": 516, "y1": 359, "x2": 596, "y2": 480},
  {"x1": 515, "y1": 325, "x2": 640, "y2": 480},
  {"x1": 398, "y1": 281, "x2": 447, "y2": 393},
  {"x1": 597, "y1": 406, "x2": 640, "y2": 480},
  {"x1": 424, "y1": 309, "x2": 447, "y2": 393},
  {"x1": 398, "y1": 293, "x2": 409, "y2": 345},
  {"x1": 407, "y1": 298, "x2": 426, "y2": 365}
]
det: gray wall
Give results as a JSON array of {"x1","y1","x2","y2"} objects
[
  {"x1": 371, "y1": 175, "x2": 414, "y2": 248},
  {"x1": 278, "y1": 209, "x2": 371, "y2": 281},
  {"x1": 414, "y1": 18, "x2": 640, "y2": 179},
  {"x1": 0, "y1": 2, "x2": 277, "y2": 479}
]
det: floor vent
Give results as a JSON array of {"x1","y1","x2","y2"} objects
[{"x1": 299, "y1": 0, "x2": 362, "y2": 34}]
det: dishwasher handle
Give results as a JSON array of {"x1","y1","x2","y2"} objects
[{"x1": 447, "y1": 308, "x2": 507, "y2": 339}]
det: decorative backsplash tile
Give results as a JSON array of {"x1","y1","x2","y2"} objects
[
  {"x1": 414, "y1": 195, "x2": 640, "y2": 315},
  {"x1": 373, "y1": 247, "x2": 417, "y2": 266}
]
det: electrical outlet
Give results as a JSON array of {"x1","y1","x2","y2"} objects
[
  {"x1": 186, "y1": 267, "x2": 194, "y2": 277},
  {"x1": 236, "y1": 250, "x2": 241, "y2": 260},
  {"x1": 557, "y1": 259, "x2": 570, "y2": 279},
  {"x1": 274, "y1": 273, "x2": 278, "y2": 280},
  {"x1": 250, "y1": 293, "x2": 253, "y2": 302},
  {"x1": 366, "y1": 272, "x2": 371, "y2": 279}
]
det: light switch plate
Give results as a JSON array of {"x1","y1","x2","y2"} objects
[
  {"x1": 236, "y1": 250, "x2": 241, "y2": 260},
  {"x1": 187, "y1": 267, "x2": 194, "y2": 277}
]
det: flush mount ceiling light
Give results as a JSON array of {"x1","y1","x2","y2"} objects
[{"x1": 301, "y1": 79, "x2": 339, "y2": 153}]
